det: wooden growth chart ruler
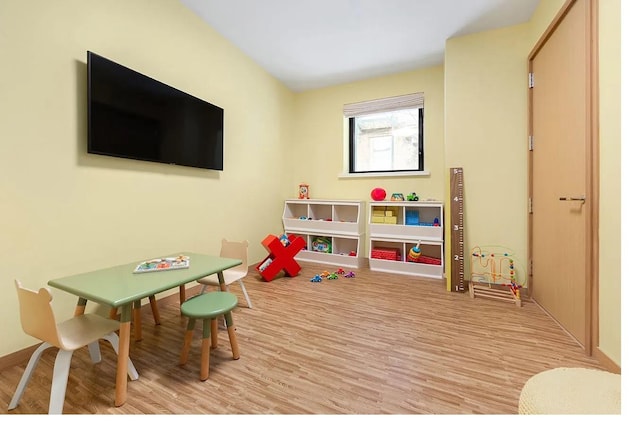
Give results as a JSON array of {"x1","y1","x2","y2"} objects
[{"x1": 450, "y1": 167, "x2": 466, "y2": 292}]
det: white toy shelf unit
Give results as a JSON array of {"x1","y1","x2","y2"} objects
[
  {"x1": 282, "y1": 199, "x2": 366, "y2": 269},
  {"x1": 368, "y1": 201, "x2": 444, "y2": 279}
]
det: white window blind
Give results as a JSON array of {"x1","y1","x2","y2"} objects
[{"x1": 343, "y1": 92, "x2": 424, "y2": 117}]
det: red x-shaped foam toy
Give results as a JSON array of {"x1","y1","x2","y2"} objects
[{"x1": 256, "y1": 234, "x2": 306, "y2": 281}]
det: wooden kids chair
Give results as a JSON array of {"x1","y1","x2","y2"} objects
[
  {"x1": 187, "y1": 239, "x2": 252, "y2": 308},
  {"x1": 9, "y1": 280, "x2": 139, "y2": 414}
]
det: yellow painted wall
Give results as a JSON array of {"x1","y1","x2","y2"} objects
[
  {"x1": 444, "y1": 23, "x2": 531, "y2": 290},
  {"x1": 290, "y1": 67, "x2": 445, "y2": 202},
  {"x1": 597, "y1": 0, "x2": 621, "y2": 366},
  {"x1": 0, "y1": 0, "x2": 294, "y2": 356}
]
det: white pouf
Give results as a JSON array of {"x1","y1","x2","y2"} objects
[{"x1": 518, "y1": 367, "x2": 620, "y2": 414}]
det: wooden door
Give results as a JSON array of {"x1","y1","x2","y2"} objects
[{"x1": 529, "y1": 0, "x2": 596, "y2": 350}]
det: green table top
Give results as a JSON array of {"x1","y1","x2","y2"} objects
[{"x1": 48, "y1": 252, "x2": 242, "y2": 307}]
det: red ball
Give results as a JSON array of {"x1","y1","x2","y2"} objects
[{"x1": 371, "y1": 187, "x2": 386, "y2": 201}]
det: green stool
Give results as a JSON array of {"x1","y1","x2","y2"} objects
[{"x1": 179, "y1": 291, "x2": 240, "y2": 381}]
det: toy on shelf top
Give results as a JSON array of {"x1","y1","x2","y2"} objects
[
  {"x1": 371, "y1": 187, "x2": 386, "y2": 201},
  {"x1": 298, "y1": 183, "x2": 309, "y2": 199}
]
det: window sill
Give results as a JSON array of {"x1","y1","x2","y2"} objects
[{"x1": 338, "y1": 170, "x2": 431, "y2": 179}]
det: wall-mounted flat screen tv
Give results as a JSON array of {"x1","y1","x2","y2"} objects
[{"x1": 87, "y1": 51, "x2": 223, "y2": 170}]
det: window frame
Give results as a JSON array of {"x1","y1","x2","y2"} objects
[
  {"x1": 347, "y1": 107, "x2": 424, "y2": 174},
  {"x1": 342, "y1": 92, "x2": 427, "y2": 177}
]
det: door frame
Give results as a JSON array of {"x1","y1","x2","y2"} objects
[{"x1": 527, "y1": 0, "x2": 599, "y2": 357}]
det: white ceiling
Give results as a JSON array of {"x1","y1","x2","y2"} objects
[{"x1": 179, "y1": 0, "x2": 540, "y2": 92}]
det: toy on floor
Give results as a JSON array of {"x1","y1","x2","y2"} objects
[
  {"x1": 310, "y1": 267, "x2": 354, "y2": 282},
  {"x1": 469, "y1": 245, "x2": 525, "y2": 307},
  {"x1": 256, "y1": 233, "x2": 305, "y2": 281}
]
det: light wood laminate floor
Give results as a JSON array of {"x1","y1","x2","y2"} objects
[{"x1": 0, "y1": 261, "x2": 604, "y2": 414}]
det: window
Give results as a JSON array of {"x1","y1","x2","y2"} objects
[{"x1": 344, "y1": 93, "x2": 424, "y2": 174}]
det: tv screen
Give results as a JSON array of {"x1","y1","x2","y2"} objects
[{"x1": 87, "y1": 51, "x2": 223, "y2": 170}]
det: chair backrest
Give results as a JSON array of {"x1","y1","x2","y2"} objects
[
  {"x1": 220, "y1": 239, "x2": 249, "y2": 275},
  {"x1": 14, "y1": 280, "x2": 62, "y2": 348}
]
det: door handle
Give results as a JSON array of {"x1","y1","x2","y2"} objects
[{"x1": 559, "y1": 196, "x2": 586, "y2": 203}]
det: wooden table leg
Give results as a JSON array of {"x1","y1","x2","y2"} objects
[
  {"x1": 149, "y1": 295, "x2": 161, "y2": 325},
  {"x1": 180, "y1": 285, "x2": 186, "y2": 305},
  {"x1": 74, "y1": 298, "x2": 88, "y2": 316},
  {"x1": 115, "y1": 303, "x2": 132, "y2": 407},
  {"x1": 133, "y1": 300, "x2": 142, "y2": 341},
  {"x1": 217, "y1": 272, "x2": 228, "y2": 292}
]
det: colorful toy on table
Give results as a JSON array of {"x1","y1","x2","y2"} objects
[
  {"x1": 408, "y1": 242, "x2": 421, "y2": 262},
  {"x1": 335, "y1": 268, "x2": 345, "y2": 275},
  {"x1": 310, "y1": 274, "x2": 322, "y2": 283},
  {"x1": 344, "y1": 271, "x2": 356, "y2": 278},
  {"x1": 406, "y1": 192, "x2": 419, "y2": 201},
  {"x1": 133, "y1": 255, "x2": 190, "y2": 273}
]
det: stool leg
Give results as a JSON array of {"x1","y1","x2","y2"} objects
[
  {"x1": 149, "y1": 295, "x2": 161, "y2": 325},
  {"x1": 180, "y1": 318, "x2": 196, "y2": 365},
  {"x1": 109, "y1": 307, "x2": 118, "y2": 320},
  {"x1": 224, "y1": 312, "x2": 240, "y2": 360},
  {"x1": 200, "y1": 319, "x2": 211, "y2": 381}
]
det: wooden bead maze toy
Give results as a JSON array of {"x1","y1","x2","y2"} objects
[{"x1": 469, "y1": 245, "x2": 523, "y2": 307}]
